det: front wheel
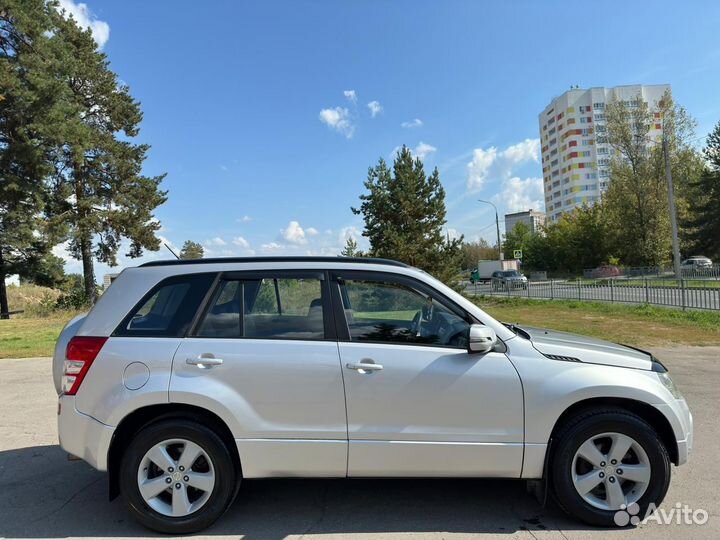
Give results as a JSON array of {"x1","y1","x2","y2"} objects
[
  {"x1": 119, "y1": 419, "x2": 238, "y2": 534},
  {"x1": 551, "y1": 409, "x2": 670, "y2": 527}
]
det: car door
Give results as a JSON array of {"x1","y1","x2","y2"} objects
[
  {"x1": 171, "y1": 270, "x2": 348, "y2": 478},
  {"x1": 330, "y1": 270, "x2": 524, "y2": 478}
]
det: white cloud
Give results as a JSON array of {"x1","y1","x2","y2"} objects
[
  {"x1": 401, "y1": 118, "x2": 423, "y2": 128},
  {"x1": 466, "y1": 138, "x2": 540, "y2": 191},
  {"x1": 205, "y1": 237, "x2": 227, "y2": 246},
  {"x1": 495, "y1": 176, "x2": 544, "y2": 213},
  {"x1": 232, "y1": 236, "x2": 250, "y2": 248},
  {"x1": 219, "y1": 164, "x2": 228, "y2": 171},
  {"x1": 367, "y1": 100, "x2": 383, "y2": 118},
  {"x1": 306, "y1": 227, "x2": 319, "y2": 236},
  {"x1": 339, "y1": 226, "x2": 361, "y2": 245},
  {"x1": 414, "y1": 142, "x2": 437, "y2": 160},
  {"x1": 237, "y1": 215, "x2": 253, "y2": 223},
  {"x1": 281, "y1": 221, "x2": 308, "y2": 244},
  {"x1": 56, "y1": 0, "x2": 110, "y2": 48},
  {"x1": 391, "y1": 142, "x2": 437, "y2": 161},
  {"x1": 343, "y1": 90, "x2": 357, "y2": 104},
  {"x1": 260, "y1": 242, "x2": 285, "y2": 252},
  {"x1": 319, "y1": 107, "x2": 354, "y2": 138}
]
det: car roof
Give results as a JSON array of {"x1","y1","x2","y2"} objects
[{"x1": 140, "y1": 256, "x2": 410, "y2": 268}]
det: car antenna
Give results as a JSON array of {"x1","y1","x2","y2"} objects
[{"x1": 164, "y1": 242, "x2": 180, "y2": 259}]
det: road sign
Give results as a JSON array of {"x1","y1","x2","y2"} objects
[{"x1": 513, "y1": 249, "x2": 523, "y2": 259}]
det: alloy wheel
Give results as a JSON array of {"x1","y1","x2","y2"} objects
[
  {"x1": 137, "y1": 438, "x2": 216, "y2": 517},
  {"x1": 571, "y1": 432, "x2": 651, "y2": 511}
]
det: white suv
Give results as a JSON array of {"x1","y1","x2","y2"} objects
[{"x1": 54, "y1": 257, "x2": 693, "y2": 533}]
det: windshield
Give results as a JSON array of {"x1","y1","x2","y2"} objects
[{"x1": 502, "y1": 271, "x2": 520, "y2": 277}]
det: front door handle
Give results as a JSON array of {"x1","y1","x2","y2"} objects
[
  {"x1": 187, "y1": 355, "x2": 223, "y2": 369},
  {"x1": 346, "y1": 361, "x2": 383, "y2": 374}
]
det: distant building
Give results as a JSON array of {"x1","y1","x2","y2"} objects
[
  {"x1": 539, "y1": 84, "x2": 670, "y2": 222},
  {"x1": 103, "y1": 273, "x2": 120, "y2": 289},
  {"x1": 504, "y1": 209, "x2": 546, "y2": 235}
]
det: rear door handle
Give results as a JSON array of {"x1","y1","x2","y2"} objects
[
  {"x1": 186, "y1": 355, "x2": 223, "y2": 369},
  {"x1": 346, "y1": 361, "x2": 383, "y2": 374}
]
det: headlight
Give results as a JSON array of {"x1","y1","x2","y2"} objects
[{"x1": 658, "y1": 372, "x2": 682, "y2": 399}]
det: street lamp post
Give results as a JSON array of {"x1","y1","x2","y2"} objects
[{"x1": 478, "y1": 199, "x2": 503, "y2": 261}]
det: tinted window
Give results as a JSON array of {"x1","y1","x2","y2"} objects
[
  {"x1": 196, "y1": 277, "x2": 326, "y2": 340},
  {"x1": 116, "y1": 273, "x2": 215, "y2": 337},
  {"x1": 340, "y1": 278, "x2": 469, "y2": 348}
]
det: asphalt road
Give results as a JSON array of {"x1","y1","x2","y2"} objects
[
  {"x1": 0, "y1": 349, "x2": 718, "y2": 539},
  {"x1": 464, "y1": 281, "x2": 720, "y2": 310}
]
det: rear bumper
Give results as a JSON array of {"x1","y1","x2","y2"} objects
[{"x1": 57, "y1": 395, "x2": 114, "y2": 471}]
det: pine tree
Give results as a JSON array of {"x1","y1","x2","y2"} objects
[
  {"x1": 688, "y1": 121, "x2": 720, "y2": 259},
  {"x1": 179, "y1": 240, "x2": 204, "y2": 260},
  {"x1": 0, "y1": 0, "x2": 63, "y2": 316},
  {"x1": 340, "y1": 237, "x2": 361, "y2": 257},
  {"x1": 45, "y1": 12, "x2": 167, "y2": 303},
  {"x1": 352, "y1": 146, "x2": 463, "y2": 285}
]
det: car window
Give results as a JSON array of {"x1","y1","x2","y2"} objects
[
  {"x1": 117, "y1": 273, "x2": 215, "y2": 337},
  {"x1": 196, "y1": 277, "x2": 326, "y2": 340},
  {"x1": 339, "y1": 278, "x2": 469, "y2": 348}
]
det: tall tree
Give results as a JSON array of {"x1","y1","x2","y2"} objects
[
  {"x1": 521, "y1": 205, "x2": 612, "y2": 274},
  {"x1": 179, "y1": 240, "x2": 204, "y2": 260},
  {"x1": 0, "y1": 0, "x2": 62, "y2": 316},
  {"x1": 502, "y1": 222, "x2": 533, "y2": 260},
  {"x1": 340, "y1": 237, "x2": 362, "y2": 257},
  {"x1": 687, "y1": 121, "x2": 720, "y2": 259},
  {"x1": 460, "y1": 239, "x2": 498, "y2": 270},
  {"x1": 352, "y1": 146, "x2": 463, "y2": 285},
  {"x1": 603, "y1": 90, "x2": 696, "y2": 266},
  {"x1": 45, "y1": 12, "x2": 167, "y2": 303}
]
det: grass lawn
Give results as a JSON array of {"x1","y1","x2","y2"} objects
[
  {"x1": 0, "y1": 314, "x2": 74, "y2": 359},
  {"x1": 473, "y1": 296, "x2": 720, "y2": 347},
  {"x1": 1, "y1": 298, "x2": 719, "y2": 359}
]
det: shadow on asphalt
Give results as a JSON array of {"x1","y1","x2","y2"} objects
[{"x1": 0, "y1": 444, "x2": 598, "y2": 538}]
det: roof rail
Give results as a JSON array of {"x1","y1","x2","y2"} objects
[{"x1": 139, "y1": 256, "x2": 410, "y2": 268}]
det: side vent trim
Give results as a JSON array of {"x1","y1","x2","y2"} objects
[{"x1": 543, "y1": 353, "x2": 582, "y2": 363}]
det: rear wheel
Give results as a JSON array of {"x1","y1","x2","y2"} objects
[
  {"x1": 119, "y1": 419, "x2": 237, "y2": 534},
  {"x1": 551, "y1": 409, "x2": 670, "y2": 527}
]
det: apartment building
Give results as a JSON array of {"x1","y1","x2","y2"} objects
[
  {"x1": 504, "y1": 209, "x2": 546, "y2": 235},
  {"x1": 539, "y1": 84, "x2": 670, "y2": 222}
]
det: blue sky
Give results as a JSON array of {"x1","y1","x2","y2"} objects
[{"x1": 53, "y1": 0, "x2": 720, "y2": 277}]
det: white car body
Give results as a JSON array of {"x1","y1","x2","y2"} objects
[{"x1": 53, "y1": 257, "x2": 693, "y2": 530}]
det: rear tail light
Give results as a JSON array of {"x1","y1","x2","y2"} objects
[{"x1": 62, "y1": 336, "x2": 108, "y2": 395}]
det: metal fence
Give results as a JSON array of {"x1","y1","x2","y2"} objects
[
  {"x1": 465, "y1": 279, "x2": 720, "y2": 311},
  {"x1": 583, "y1": 264, "x2": 720, "y2": 280}
]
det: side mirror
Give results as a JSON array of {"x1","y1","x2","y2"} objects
[{"x1": 468, "y1": 324, "x2": 497, "y2": 354}]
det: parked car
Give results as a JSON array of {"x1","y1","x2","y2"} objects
[
  {"x1": 54, "y1": 256, "x2": 692, "y2": 533},
  {"x1": 491, "y1": 269, "x2": 528, "y2": 290},
  {"x1": 680, "y1": 256, "x2": 713, "y2": 273}
]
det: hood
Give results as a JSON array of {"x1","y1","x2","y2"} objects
[{"x1": 519, "y1": 326, "x2": 654, "y2": 371}]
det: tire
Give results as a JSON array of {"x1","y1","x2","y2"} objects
[
  {"x1": 550, "y1": 408, "x2": 670, "y2": 527},
  {"x1": 119, "y1": 419, "x2": 238, "y2": 534}
]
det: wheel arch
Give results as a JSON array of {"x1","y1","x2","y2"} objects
[
  {"x1": 107, "y1": 403, "x2": 241, "y2": 500},
  {"x1": 547, "y1": 397, "x2": 679, "y2": 469}
]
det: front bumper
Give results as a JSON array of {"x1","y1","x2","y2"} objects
[
  {"x1": 57, "y1": 395, "x2": 114, "y2": 471},
  {"x1": 654, "y1": 398, "x2": 693, "y2": 465}
]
